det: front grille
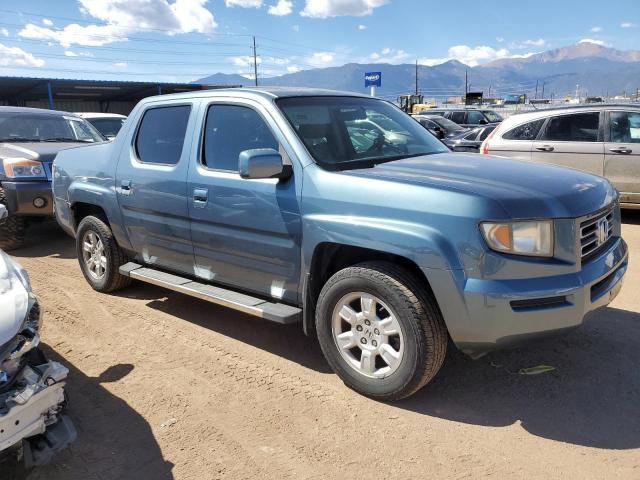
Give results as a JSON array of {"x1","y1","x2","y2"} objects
[{"x1": 580, "y1": 207, "x2": 614, "y2": 261}]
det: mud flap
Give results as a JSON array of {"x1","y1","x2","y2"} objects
[{"x1": 23, "y1": 415, "x2": 77, "y2": 468}]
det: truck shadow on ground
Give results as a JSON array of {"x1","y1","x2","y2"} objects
[
  {"x1": 128, "y1": 282, "x2": 640, "y2": 451},
  {"x1": 10, "y1": 222, "x2": 77, "y2": 260},
  {"x1": 5, "y1": 349, "x2": 174, "y2": 480},
  {"x1": 400, "y1": 306, "x2": 640, "y2": 450}
]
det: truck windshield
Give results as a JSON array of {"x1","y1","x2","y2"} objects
[
  {"x1": 0, "y1": 113, "x2": 104, "y2": 143},
  {"x1": 277, "y1": 96, "x2": 448, "y2": 170}
]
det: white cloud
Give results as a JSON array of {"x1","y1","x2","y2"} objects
[
  {"x1": 621, "y1": 22, "x2": 636, "y2": 28},
  {"x1": 19, "y1": 0, "x2": 217, "y2": 47},
  {"x1": 286, "y1": 65, "x2": 300, "y2": 73},
  {"x1": 419, "y1": 44, "x2": 515, "y2": 67},
  {"x1": 591, "y1": 26, "x2": 603, "y2": 32},
  {"x1": 114, "y1": 61, "x2": 127, "y2": 67},
  {"x1": 0, "y1": 43, "x2": 45, "y2": 67},
  {"x1": 578, "y1": 38, "x2": 606, "y2": 46},
  {"x1": 232, "y1": 55, "x2": 261, "y2": 67},
  {"x1": 358, "y1": 24, "x2": 367, "y2": 30},
  {"x1": 64, "y1": 50, "x2": 78, "y2": 57},
  {"x1": 307, "y1": 51, "x2": 335, "y2": 66},
  {"x1": 301, "y1": 0, "x2": 389, "y2": 18},
  {"x1": 225, "y1": 0, "x2": 262, "y2": 6},
  {"x1": 369, "y1": 47, "x2": 409, "y2": 63},
  {"x1": 0, "y1": 28, "x2": 8, "y2": 37},
  {"x1": 496, "y1": 37, "x2": 504, "y2": 42},
  {"x1": 42, "y1": 18, "x2": 54, "y2": 27},
  {"x1": 511, "y1": 38, "x2": 545, "y2": 49},
  {"x1": 268, "y1": 0, "x2": 292, "y2": 15}
]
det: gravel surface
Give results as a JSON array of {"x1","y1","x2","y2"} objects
[{"x1": 4, "y1": 213, "x2": 640, "y2": 480}]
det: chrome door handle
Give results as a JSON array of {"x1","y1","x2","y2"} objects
[
  {"x1": 193, "y1": 188, "x2": 208, "y2": 208},
  {"x1": 119, "y1": 180, "x2": 132, "y2": 195},
  {"x1": 535, "y1": 145, "x2": 555, "y2": 152},
  {"x1": 609, "y1": 147, "x2": 632, "y2": 154}
]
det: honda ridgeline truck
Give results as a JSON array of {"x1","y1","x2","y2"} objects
[{"x1": 51, "y1": 88, "x2": 628, "y2": 400}]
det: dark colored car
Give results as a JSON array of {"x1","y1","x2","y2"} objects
[
  {"x1": 0, "y1": 107, "x2": 104, "y2": 250},
  {"x1": 426, "y1": 108, "x2": 503, "y2": 128},
  {"x1": 444, "y1": 125, "x2": 497, "y2": 152},
  {"x1": 414, "y1": 114, "x2": 467, "y2": 139}
]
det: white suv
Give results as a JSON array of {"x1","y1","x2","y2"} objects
[{"x1": 481, "y1": 104, "x2": 640, "y2": 209}]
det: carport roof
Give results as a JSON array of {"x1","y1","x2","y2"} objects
[{"x1": 0, "y1": 76, "x2": 239, "y2": 103}]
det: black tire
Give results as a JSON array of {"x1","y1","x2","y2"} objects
[
  {"x1": 76, "y1": 215, "x2": 131, "y2": 293},
  {"x1": 316, "y1": 261, "x2": 447, "y2": 401},
  {"x1": 0, "y1": 186, "x2": 26, "y2": 251}
]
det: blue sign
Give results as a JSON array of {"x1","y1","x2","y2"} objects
[{"x1": 365, "y1": 72, "x2": 382, "y2": 87}]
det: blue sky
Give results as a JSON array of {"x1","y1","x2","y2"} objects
[{"x1": 0, "y1": 0, "x2": 638, "y2": 82}]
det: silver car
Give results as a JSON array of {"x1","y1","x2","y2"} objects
[{"x1": 481, "y1": 104, "x2": 640, "y2": 208}]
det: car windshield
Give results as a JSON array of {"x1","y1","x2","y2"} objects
[
  {"x1": 88, "y1": 117, "x2": 126, "y2": 138},
  {"x1": 483, "y1": 110, "x2": 503, "y2": 123},
  {"x1": 277, "y1": 96, "x2": 448, "y2": 170},
  {"x1": 0, "y1": 112, "x2": 104, "y2": 143}
]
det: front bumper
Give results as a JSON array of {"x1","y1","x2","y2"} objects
[
  {"x1": 428, "y1": 237, "x2": 628, "y2": 357},
  {"x1": 1, "y1": 181, "x2": 54, "y2": 217}
]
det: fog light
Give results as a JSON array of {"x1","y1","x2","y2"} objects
[{"x1": 33, "y1": 197, "x2": 46, "y2": 208}]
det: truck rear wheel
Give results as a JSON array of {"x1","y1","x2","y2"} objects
[
  {"x1": 0, "y1": 187, "x2": 26, "y2": 251},
  {"x1": 315, "y1": 261, "x2": 447, "y2": 400},
  {"x1": 76, "y1": 215, "x2": 131, "y2": 293}
]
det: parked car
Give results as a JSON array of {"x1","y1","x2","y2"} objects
[
  {"x1": 0, "y1": 107, "x2": 105, "y2": 250},
  {"x1": 426, "y1": 108, "x2": 503, "y2": 127},
  {"x1": 76, "y1": 113, "x2": 127, "y2": 140},
  {"x1": 413, "y1": 114, "x2": 468, "y2": 139},
  {"x1": 0, "y1": 204, "x2": 76, "y2": 467},
  {"x1": 444, "y1": 125, "x2": 497, "y2": 152},
  {"x1": 52, "y1": 88, "x2": 627, "y2": 400},
  {"x1": 480, "y1": 104, "x2": 640, "y2": 209}
]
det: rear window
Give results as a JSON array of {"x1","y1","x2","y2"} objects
[
  {"x1": 449, "y1": 111, "x2": 466, "y2": 124},
  {"x1": 541, "y1": 112, "x2": 600, "y2": 142},
  {"x1": 503, "y1": 119, "x2": 545, "y2": 140},
  {"x1": 479, "y1": 126, "x2": 496, "y2": 141},
  {"x1": 135, "y1": 105, "x2": 191, "y2": 165}
]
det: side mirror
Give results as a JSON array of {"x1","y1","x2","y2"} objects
[
  {"x1": 239, "y1": 148, "x2": 291, "y2": 180},
  {"x1": 478, "y1": 119, "x2": 488, "y2": 125},
  {"x1": 0, "y1": 204, "x2": 7, "y2": 224}
]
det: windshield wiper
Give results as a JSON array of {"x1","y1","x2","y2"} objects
[
  {"x1": 371, "y1": 152, "x2": 436, "y2": 165},
  {"x1": 0, "y1": 137, "x2": 41, "y2": 142},
  {"x1": 42, "y1": 138, "x2": 94, "y2": 143}
]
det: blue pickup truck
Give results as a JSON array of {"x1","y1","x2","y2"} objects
[{"x1": 52, "y1": 88, "x2": 628, "y2": 400}]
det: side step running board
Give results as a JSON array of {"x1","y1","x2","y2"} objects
[{"x1": 119, "y1": 262, "x2": 302, "y2": 324}]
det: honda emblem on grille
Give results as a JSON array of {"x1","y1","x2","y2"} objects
[{"x1": 596, "y1": 218, "x2": 609, "y2": 246}]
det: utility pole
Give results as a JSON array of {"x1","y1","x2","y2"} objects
[
  {"x1": 575, "y1": 84, "x2": 580, "y2": 102},
  {"x1": 415, "y1": 60, "x2": 419, "y2": 95},
  {"x1": 535, "y1": 80, "x2": 539, "y2": 99},
  {"x1": 464, "y1": 69, "x2": 468, "y2": 100},
  {"x1": 252, "y1": 36, "x2": 258, "y2": 87},
  {"x1": 541, "y1": 82, "x2": 545, "y2": 99}
]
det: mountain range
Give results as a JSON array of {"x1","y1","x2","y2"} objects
[{"x1": 196, "y1": 42, "x2": 640, "y2": 101}]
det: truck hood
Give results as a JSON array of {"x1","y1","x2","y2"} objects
[
  {"x1": 343, "y1": 153, "x2": 616, "y2": 218},
  {"x1": 0, "y1": 142, "x2": 84, "y2": 162},
  {"x1": 0, "y1": 251, "x2": 29, "y2": 347}
]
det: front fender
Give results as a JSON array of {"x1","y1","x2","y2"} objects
[{"x1": 302, "y1": 213, "x2": 464, "y2": 271}]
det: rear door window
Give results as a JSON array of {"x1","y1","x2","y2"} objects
[
  {"x1": 203, "y1": 104, "x2": 278, "y2": 171},
  {"x1": 609, "y1": 111, "x2": 640, "y2": 143},
  {"x1": 449, "y1": 111, "x2": 466, "y2": 124},
  {"x1": 135, "y1": 105, "x2": 191, "y2": 165},
  {"x1": 503, "y1": 119, "x2": 545, "y2": 140},
  {"x1": 541, "y1": 112, "x2": 600, "y2": 142},
  {"x1": 479, "y1": 126, "x2": 495, "y2": 141}
]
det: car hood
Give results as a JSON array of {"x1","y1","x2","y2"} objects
[
  {"x1": 0, "y1": 142, "x2": 84, "y2": 163},
  {"x1": 0, "y1": 251, "x2": 28, "y2": 347},
  {"x1": 343, "y1": 153, "x2": 616, "y2": 219}
]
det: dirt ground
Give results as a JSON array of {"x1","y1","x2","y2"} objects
[{"x1": 3, "y1": 213, "x2": 640, "y2": 480}]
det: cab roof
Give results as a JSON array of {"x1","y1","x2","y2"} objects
[{"x1": 142, "y1": 86, "x2": 371, "y2": 102}]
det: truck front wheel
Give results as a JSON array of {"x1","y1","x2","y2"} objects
[
  {"x1": 0, "y1": 187, "x2": 26, "y2": 251},
  {"x1": 315, "y1": 261, "x2": 447, "y2": 400},
  {"x1": 76, "y1": 215, "x2": 131, "y2": 293}
]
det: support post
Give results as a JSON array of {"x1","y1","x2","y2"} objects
[{"x1": 47, "y1": 81, "x2": 54, "y2": 110}]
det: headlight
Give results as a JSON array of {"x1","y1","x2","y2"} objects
[
  {"x1": 3, "y1": 158, "x2": 46, "y2": 179},
  {"x1": 480, "y1": 220, "x2": 553, "y2": 257}
]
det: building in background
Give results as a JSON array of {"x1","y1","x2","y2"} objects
[{"x1": 0, "y1": 77, "x2": 238, "y2": 115}]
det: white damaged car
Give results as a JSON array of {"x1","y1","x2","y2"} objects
[{"x1": 0, "y1": 204, "x2": 75, "y2": 467}]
